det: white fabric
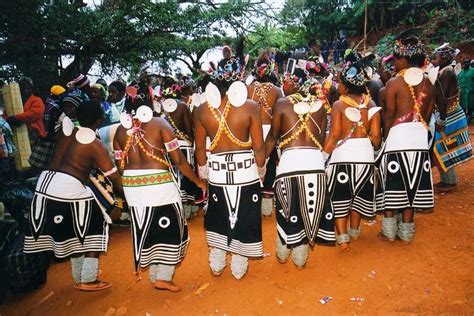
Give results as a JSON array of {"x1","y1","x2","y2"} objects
[
  {"x1": 277, "y1": 147, "x2": 325, "y2": 175},
  {"x1": 208, "y1": 151, "x2": 259, "y2": 186},
  {"x1": 35, "y1": 171, "x2": 111, "y2": 223},
  {"x1": 385, "y1": 122, "x2": 428, "y2": 152},
  {"x1": 329, "y1": 138, "x2": 374, "y2": 164},
  {"x1": 262, "y1": 124, "x2": 271, "y2": 139},
  {"x1": 122, "y1": 169, "x2": 181, "y2": 207}
]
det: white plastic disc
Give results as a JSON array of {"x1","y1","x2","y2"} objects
[
  {"x1": 120, "y1": 112, "x2": 133, "y2": 129},
  {"x1": 245, "y1": 75, "x2": 255, "y2": 85},
  {"x1": 426, "y1": 66, "x2": 439, "y2": 85},
  {"x1": 345, "y1": 107, "x2": 362, "y2": 123},
  {"x1": 227, "y1": 81, "x2": 248, "y2": 107},
  {"x1": 293, "y1": 102, "x2": 310, "y2": 115},
  {"x1": 75, "y1": 127, "x2": 96, "y2": 144},
  {"x1": 205, "y1": 83, "x2": 221, "y2": 109},
  {"x1": 62, "y1": 116, "x2": 74, "y2": 136},
  {"x1": 153, "y1": 100, "x2": 161, "y2": 113},
  {"x1": 318, "y1": 55, "x2": 324, "y2": 64},
  {"x1": 199, "y1": 93, "x2": 207, "y2": 105},
  {"x1": 191, "y1": 93, "x2": 201, "y2": 107},
  {"x1": 134, "y1": 105, "x2": 153, "y2": 123},
  {"x1": 454, "y1": 63, "x2": 462, "y2": 75},
  {"x1": 162, "y1": 99, "x2": 178, "y2": 113},
  {"x1": 309, "y1": 99, "x2": 323, "y2": 113},
  {"x1": 365, "y1": 67, "x2": 373, "y2": 79},
  {"x1": 403, "y1": 67, "x2": 424, "y2": 86},
  {"x1": 368, "y1": 106, "x2": 382, "y2": 121}
]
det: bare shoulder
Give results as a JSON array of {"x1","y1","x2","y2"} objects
[
  {"x1": 243, "y1": 99, "x2": 259, "y2": 110},
  {"x1": 332, "y1": 100, "x2": 344, "y2": 112}
]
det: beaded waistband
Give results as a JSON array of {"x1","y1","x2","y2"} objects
[{"x1": 122, "y1": 171, "x2": 173, "y2": 187}]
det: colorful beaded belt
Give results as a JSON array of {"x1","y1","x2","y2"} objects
[{"x1": 122, "y1": 171, "x2": 173, "y2": 187}]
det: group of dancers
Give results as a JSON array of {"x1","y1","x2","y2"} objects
[{"x1": 22, "y1": 31, "x2": 470, "y2": 292}]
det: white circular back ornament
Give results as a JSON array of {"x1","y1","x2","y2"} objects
[
  {"x1": 205, "y1": 83, "x2": 221, "y2": 109},
  {"x1": 227, "y1": 81, "x2": 248, "y2": 107},
  {"x1": 162, "y1": 99, "x2": 178, "y2": 113},
  {"x1": 62, "y1": 116, "x2": 75, "y2": 136},
  {"x1": 134, "y1": 105, "x2": 153, "y2": 123},
  {"x1": 245, "y1": 75, "x2": 255, "y2": 85},
  {"x1": 403, "y1": 67, "x2": 424, "y2": 86},
  {"x1": 454, "y1": 63, "x2": 462, "y2": 75},
  {"x1": 309, "y1": 99, "x2": 323, "y2": 113},
  {"x1": 191, "y1": 93, "x2": 201, "y2": 107},
  {"x1": 75, "y1": 127, "x2": 96, "y2": 144},
  {"x1": 199, "y1": 93, "x2": 207, "y2": 105},
  {"x1": 293, "y1": 102, "x2": 310, "y2": 115},
  {"x1": 120, "y1": 112, "x2": 133, "y2": 129},
  {"x1": 345, "y1": 107, "x2": 362, "y2": 122},
  {"x1": 368, "y1": 106, "x2": 382, "y2": 121}
]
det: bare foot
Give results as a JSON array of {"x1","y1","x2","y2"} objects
[
  {"x1": 377, "y1": 232, "x2": 395, "y2": 243},
  {"x1": 339, "y1": 243, "x2": 350, "y2": 252},
  {"x1": 154, "y1": 280, "x2": 180, "y2": 292}
]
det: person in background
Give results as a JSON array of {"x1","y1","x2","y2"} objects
[
  {"x1": 108, "y1": 81, "x2": 133, "y2": 123},
  {"x1": 458, "y1": 58, "x2": 474, "y2": 122},
  {"x1": 90, "y1": 83, "x2": 113, "y2": 127},
  {"x1": 28, "y1": 85, "x2": 66, "y2": 170},
  {"x1": 67, "y1": 74, "x2": 91, "y2": 100},
  {"x1": 6, "y1": 78, "x2": 46, "y2": 140}
]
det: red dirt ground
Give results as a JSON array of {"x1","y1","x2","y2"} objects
[{"x1": 1, "y1": 139, "x2": 473, "y2": 315}]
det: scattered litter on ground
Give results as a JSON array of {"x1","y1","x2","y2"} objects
[
  {"x1": 319, "y1": 296, "x2": 332, "y2": 304},
  {"x1": 194, "y1": 283, "x2": 210, "y2": 295}
]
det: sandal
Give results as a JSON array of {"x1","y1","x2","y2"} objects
[{"x1": 74, "y1": 280, "x2": 112, "y2": 291}]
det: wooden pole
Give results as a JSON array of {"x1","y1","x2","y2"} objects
[{"x1": 364, "y1": 0, "x2": 368, "y2": 53}]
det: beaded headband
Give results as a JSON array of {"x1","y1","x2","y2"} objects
[
  {"x1": 340, "y1": 64, "x2": 370, "y2": 87},
  {"x1": 210, "y1": 58, "x2": 243, "y2": 82},
  {"x1": 393, "y1": 38, "x2": 425, "y2": 58},
  {"x1": 434, "y1": 43, "x2": 460, "y2": 62},
  {"x1": 177, "y1": 77, "x2": 196, "y2": 89}
]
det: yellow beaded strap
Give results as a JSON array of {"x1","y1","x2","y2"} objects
[
  {"x1": 339, "y1": 94, "x2": 371, "y2": 139},
  {"x1": 164, "y1": 112, "x2": 192, "y2": 144},
  {"x1": 397, "y1": 69, "x2": 428, "y2": 129},
  {"x1": 279, "y1": 94, "x2": 323, "y2": 149},
  {"x1": 253, "y1": 82, "x2": 274, "y2": 118},
  {"x1": 311, "y1": 78, "x2": 332, "y2": 114},
  {"x1": 208, "y1": 101, "x2": 252, "y2": 151},
  {"x1": 120, "y1": 124, "x2": 170, "y2": 170}
]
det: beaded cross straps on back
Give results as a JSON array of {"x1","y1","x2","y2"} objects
[
  {"x1": 164, "y1": 113, "x2": 192, "y2": 144},
  {"x1": 253, "y1": 82, "x2": 274, "y2": 118},
  {"x1": 337, "y1": 94, "x2": 372, "y2": 147},
  {"x1": 279, "y1": 93, "x2": 324, "y2": 149},
  {"x1": 208, "y1": 100, "x2": 252, "y2": 151},
  {"x1": 120, "y1": 121, "x2": 170, "y2": 170},
  {"x1": 396, "y1": 68, "x2": 428, "y2": 129}
]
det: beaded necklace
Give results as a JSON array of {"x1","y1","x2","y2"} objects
[
  {"x1": 120, "y1": 121, "x2": 170, "y2": 170},
  {"x1": 253, "y1": 82, "x2": 274, "y2": 118},
  {"x1": 164, "y1": 112, "x2": 192, "y2": 144},
  {"x1": 396, "y1": 69, "x2": 428, "y2": 129},
  {"x1": 208, "y1": 100, "x2": 252, "y2": 151},
  {"x1": 279, "y1": 93, "x2": 323, "y2": 149}
]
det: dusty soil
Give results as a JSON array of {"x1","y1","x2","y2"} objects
[{"x1": 1, "y1": 145, "x2": 474, "y2": 315}]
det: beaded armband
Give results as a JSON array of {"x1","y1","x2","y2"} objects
[
  {"x1": 164, "y1": 138, "x2": 180, "y2": 152},
  {"x1": 114, "y1": 150, "x2": 124, "y2": 160},
  {"x1": 103, "y1": 167, "x2": 118, "y2": 177},
  {"x1": 198, "y1": 164, "x2": 209, "y2": 180}
]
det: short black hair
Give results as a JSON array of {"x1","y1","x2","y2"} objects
[
  {"x1": 77, "y1": 100, "x2": 104, "y2": 127},
  {"x1": 109, "y1": 80, "x2": 126, "y2": 93}
]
